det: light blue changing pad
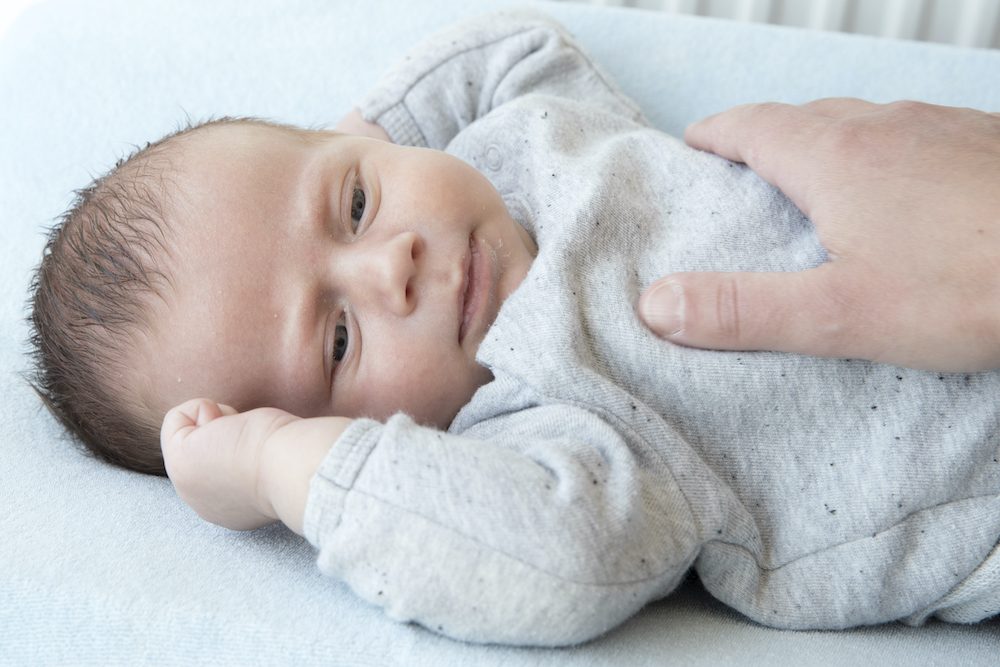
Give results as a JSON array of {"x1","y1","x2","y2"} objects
[{"x1": 2, "y1": 0, "x2": 999, "y2": 664}]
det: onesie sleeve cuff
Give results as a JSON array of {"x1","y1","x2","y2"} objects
[
  {"x1": 360, "y1": 101, "x2": 427, "y2": 148},
  {"x1": 302, "y1": 418, "x2": 383, "y2": 549}
]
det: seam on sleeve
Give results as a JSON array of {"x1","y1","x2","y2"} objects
[
  {"x1": 362, "y1": 12, "x2": 647, "y2": 147},
  {"x1": 372, "y1": 102, "x2": 428, "y2": 147},
  {"x1": 324, "y1": 419, "x2": 382, "y2": 489},
  {"x1": 359, "y1": 20, "x2": 566, "y2": 146},
  {"x1": 303, "y1": 419, "x2": 382, "y2": 547},
  {"x1": 345, "y1": 485, "x2": 698, "y2": 589},
  {"x1": 561, "y1": 42, "x2": 650, "y2": 126}
]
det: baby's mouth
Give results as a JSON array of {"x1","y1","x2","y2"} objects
[{"x1": 459, "y1": 235, "x2": 486, "y2": 344}]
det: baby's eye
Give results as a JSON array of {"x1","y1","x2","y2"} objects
[
  {"x1": 333, "y1": 315, "x2": 349, "y2": 363},
  {"x1": 350, "y1": 186, "x2": 366, "y2": 232}
]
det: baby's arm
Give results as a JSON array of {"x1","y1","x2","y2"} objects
[
  {"x1": 352, "y1": 8, "x2": 646, "y2": 150},
  {"x1": 160, "y1": 399, "x2": 351, "y2": 534}
]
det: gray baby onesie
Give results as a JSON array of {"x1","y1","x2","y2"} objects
[{"x1": 303, "y1": 9, "x2": 1000, "y2": 646}]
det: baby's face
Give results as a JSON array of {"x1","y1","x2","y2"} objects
[{"x1": 141, "y1": 123, "x2": 536, "y2": 428}]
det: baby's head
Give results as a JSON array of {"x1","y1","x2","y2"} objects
[{"x1": 30, "y1": 118, "x2": 536, "y2": 475}]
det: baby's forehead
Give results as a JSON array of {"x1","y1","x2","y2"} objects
[
  {"x1": 177, "y1": 121, "x2": 338, "y2": 157},
  {"x1": 166, "y1": 122, "x2": 339, "y2": 206},
  {"x1": 160, "y1": 120, "x2": 345, "y2": 258}
]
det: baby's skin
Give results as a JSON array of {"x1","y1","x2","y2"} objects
[
  {"x1": 161, "y1": 398, "x2": 342, "y2": 535},
  {"x1": 162, "y1": 398, "x2": 347, "y2": 533},
  {"x1": 156, "y1": 112, "x2": 537, "y2": 533}
]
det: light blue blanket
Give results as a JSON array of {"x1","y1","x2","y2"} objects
[{"x1": 2, "y1": 0, "x2": 999, "y2": 664}]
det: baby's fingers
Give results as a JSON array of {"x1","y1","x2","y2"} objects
[
  {"x1": 160, "y1": 398, "x2": 236, "y2": 444},
  {"x1": 161, "y1": 399, "x2": 204, "y2": 441}
]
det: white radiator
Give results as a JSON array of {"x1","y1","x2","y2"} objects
[{"x1": 559, "y1": 0, "x2": 1000, "y2": 48}]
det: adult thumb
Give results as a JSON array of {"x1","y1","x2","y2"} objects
[{"x1": 638, "y1": 268, "x2": 842, "y2": 356}]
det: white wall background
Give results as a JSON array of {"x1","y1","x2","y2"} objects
[
  {"x1": 559, "y1": 0, "x2": 1000, "y2": 48},
  {"x1": 3, "y1": 1, "x2": 997, "y2": 48},
  {"x1": 0, "y1": 0, "x2": 43, "y2": 40}
]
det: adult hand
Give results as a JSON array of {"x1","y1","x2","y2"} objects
[{"x1": 638, "y1": 99, "x2": 1000, "y2": 372}]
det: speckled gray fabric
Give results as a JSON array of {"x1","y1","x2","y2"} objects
[{"x1": 301, "y1": 8, "x2": 1000, "y2": 646}]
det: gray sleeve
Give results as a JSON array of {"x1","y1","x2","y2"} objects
[
  {"x1": 354, "y1": 8, "x2": 648, "y2": 149},
  {"x1": 302, "y1": 408, "x2": 698, "y2": 646}
]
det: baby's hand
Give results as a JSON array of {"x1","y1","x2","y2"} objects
[
  {"x1": 161, "y1": 398, "x2": 299, "y2": 531},
  {"x1": 334, "y1": 108, "x2": 392, "y2": 142},
  {"x1": 161, "y1": 399, "x2": 352, "y2": 534}
]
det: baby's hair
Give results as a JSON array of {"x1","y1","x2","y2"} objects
[{"x1": 28, "y1": 116, "x2": 306, "y2": 476}]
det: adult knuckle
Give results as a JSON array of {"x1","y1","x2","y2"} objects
[
  {"x1": 885, "y1": 99, "x2": 933, "y2": 118},
  {"x1": 750, "y1": 101, "x2": 787, "y2": 116},
  {"x1": 888, "y1": 100, "x2": 953, "y2": 130},
  {"x1": 822, "y1": 102, "x2": 929, "y2": 156},
  {"x1": 714, "y1": 278, "x2": 742, "y2": 344}
]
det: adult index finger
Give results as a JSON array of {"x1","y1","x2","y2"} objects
[{"x1": 684, "y1": 102, "x2": 830, "y2": 215}]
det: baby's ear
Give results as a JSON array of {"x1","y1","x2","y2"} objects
[{"x1": 334, "y1": 109, "x2": 393, "y2": 142}]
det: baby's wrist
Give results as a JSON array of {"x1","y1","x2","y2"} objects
[{"x1": 258, "y1": 416, "x2": 353, "y2": 534}]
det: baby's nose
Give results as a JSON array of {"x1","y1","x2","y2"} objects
[{"x1": 367, "y1": 231, "x2": 419, "y2": 317}]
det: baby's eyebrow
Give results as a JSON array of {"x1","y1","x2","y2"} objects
[{"x1": 290, "y1": 149, "x2": 339, "y2": 234}]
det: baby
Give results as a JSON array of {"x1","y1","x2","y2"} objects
[{"x1": 29, "y1": 8, "x2": 1000, "y2": 646}]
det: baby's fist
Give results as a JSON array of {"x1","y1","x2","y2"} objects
[{"x1": 161, "y1": 398, "x2": 299, "y2": 531}]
